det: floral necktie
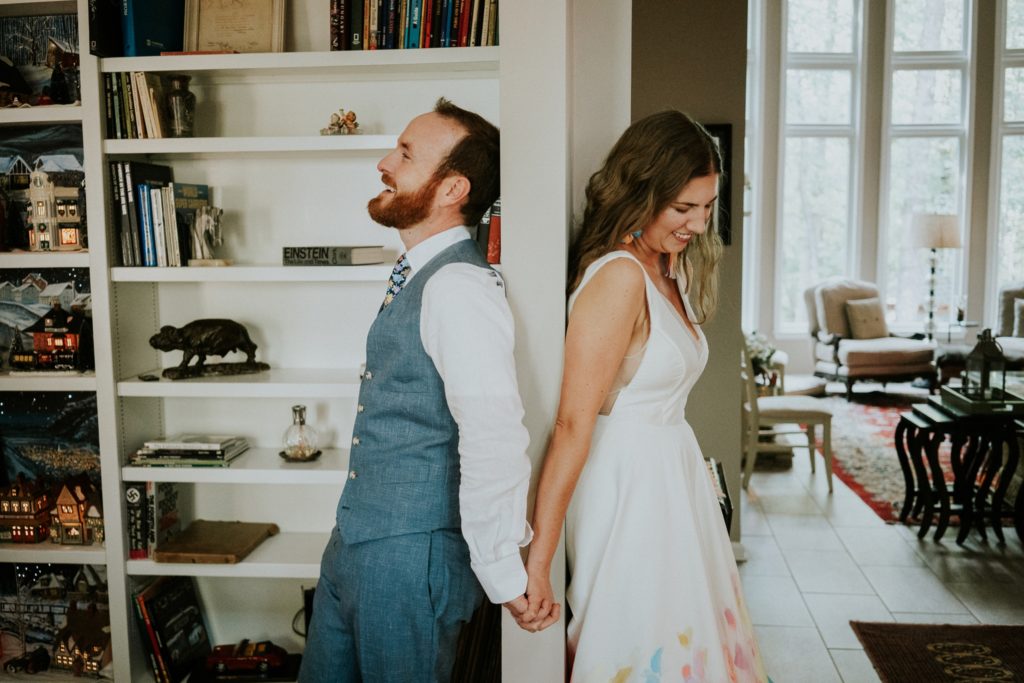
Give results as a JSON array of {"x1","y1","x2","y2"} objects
[{"x1": 379, "y1": 253, "x2": 411, "y2": 312}]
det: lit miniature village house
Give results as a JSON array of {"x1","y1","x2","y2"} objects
[
  {"x1": 53, "y1": 602, "x2": 113, "y2": 676},
  {"x1": 10, "y1": 299, "x2": 94, "y2": 371},
  {"x1": 1, "y1": 153, "x2": 85, "y2": 252},
  {"x1": 50, "y1": 476, "x2": 103, "y2": 545},
  {"x1": 0, "y1": 475, "x2": 51, "y2": 543}
]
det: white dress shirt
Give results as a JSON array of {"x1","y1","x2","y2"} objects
[{"x1": 404, "y1": 226, "x2": 533, "y2": 604}]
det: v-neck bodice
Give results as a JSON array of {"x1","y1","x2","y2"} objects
[{"x1": 568, "y1": 250, "x2": 708, "y2": 425}]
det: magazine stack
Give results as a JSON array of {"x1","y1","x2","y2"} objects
[{"x1": 129, "y1": 434, "x2": 249, "y2": 467}]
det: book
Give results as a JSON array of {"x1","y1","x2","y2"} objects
[
  {"x1": 160, "y1": 186, "x2": 180, "y2": 266},
  {"x1": 122, "y1": 0, "x2": 186, "y2": 57},
  {"x1": 147, "y1": 481, "x2": 181, "y2": 555},
  {"x1": 282, "y1": 245, "x2": 386, "y2": 266},
  {"x1": 149, "y1": 184, "x2": 168, "y2": 266},
  {"x1": 89, "y1": 0, "x2": 124, "y2": 57},
  {"x1": 136, "y1": 181, "x2": 156, "y2": 266},
  {"x1": 135, "y1": 576, "x2": 212, "y2": 683},
  {"x1": 486, "y1": 197, "x2": 501, "y2": 264},
  {"x1": 406, "y1": 0, "x2": 422, "y2": 48},
  {"x1": 121, "y1": 162, "x2": 173, "y2": 267},
  {"x1": 475, "y1": 206, "x2": 491, "y2": 261},
  {"x1": 125, "y1": 482, "x2": 148, "y2": 559},
  {"x1": 351, "y1": 0, "x2": 365, "y2": 49},
  {"x1": 170, "y1": 181, "x2": 210, "y2": 266},
  {"x1": 144, "y1": 434, "x2": 248, "y2": 451}
]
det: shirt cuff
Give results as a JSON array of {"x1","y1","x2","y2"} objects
[{"x1": 472, "y1": 551, "x2": 528, "y2": 604}]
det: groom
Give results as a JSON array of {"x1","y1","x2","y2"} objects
[{"x1": 298, "y1": 99, "x2": 534, "y2": 683}]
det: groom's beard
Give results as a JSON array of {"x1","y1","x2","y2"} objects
[{"x1": 368, "y1": 173, "x2": 444, "y2": 230}]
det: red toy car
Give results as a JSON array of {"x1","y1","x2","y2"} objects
[{"x1": 205, "y1": 639, "x2": 287, "y2": 675}]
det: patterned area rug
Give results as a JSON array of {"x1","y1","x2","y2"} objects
[
  {"x1": 852, "y1": 621, "x2": 1024, "y2": 683},
  {"x1": 815, "y1": 391, "x2": 928, "y2": 523}
]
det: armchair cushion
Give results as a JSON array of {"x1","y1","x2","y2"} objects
[
  {"x1": 836, "y1": 337, "x2": 935, "y2": 367},
  {"x1": 814, "y1": 278, "x2": 879, "y2": 339},
  {"x1": 996, "y1": 283, "x2": 1024, "y2": 337},
  {"x1": 1014, "y1": 298, "x2": 1024, "y2": 337},
  {"x1": 846, "y1": 297, "x2": 888, "y2": 339}
]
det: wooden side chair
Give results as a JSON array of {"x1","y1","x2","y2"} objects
[{"x1": 741, "y1": 346, "x2": 835, "y2": 492}]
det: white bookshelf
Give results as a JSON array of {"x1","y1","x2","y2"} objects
[
  {"x1": 125, "y1": 532, "x2": 328, "y2": 579},
  {"x1": 0, "y1": 250, "x2": 90, "y2": 268},
  {"x1": 0, "y1": 543, "x2": 105, "y2": 564},
  {"x1": 117, "y1": 368, "x2": 362, "y2": 397},
  {"x1": 122, "y1": 447, "x2": 349, "y2": 484},
  {"x1": 103, "y1": 135, "x2": 398, "y2": 155},
  {"x1": 111, "y1": 264, "x2": 392, "y2": 282},
  {"x1": 0, "y1": 371, "x2": 97, "y2": 391},
  {"x1": 0, "y1": 105, "x2": 82, "y2": 124}
]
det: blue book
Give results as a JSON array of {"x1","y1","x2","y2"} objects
[
  {"x1": 406, "y1": 0, "x2": 422, "y2": 48},
  {"x1": 122, "y1": 0, "x2": 186, "y2": 57},
  {"x1": 441, "y1": 0, "x2": 454, "y2": 47},
  {"x1": 136, "y1": 182, "x2": 156, "y2": 266}
]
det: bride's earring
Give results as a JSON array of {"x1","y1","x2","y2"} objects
[{"x1": 621, "y1": 229, "x2": 643, "y2": 245}]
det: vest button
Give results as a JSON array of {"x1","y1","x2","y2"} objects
[
  {"x1": 363, "y1": 371, "x2": 373, "y2": 380},
  {"x1": 357, "y1": 404, "x2": 365, "y2": 413},
  {"x1": 349, "y1": 471, "x2": 357, "y2": 479},
  {"x1": 352, "y1": 436, "x2": 360, "y2": 446}
]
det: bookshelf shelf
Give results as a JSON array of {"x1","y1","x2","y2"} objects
[
  {"x1": 117, "y1": 368, "x2": 362, "y2": 398},
  {"x1": 0, "y1": 250, "x2": 90, "y2": 268},
  {"x1": 0, "y1": 371, "x2": 97, "y2": 391},
  {"x1": 0, "y1": 104, "x2": 82, "y2": 124},
  {"x1": 100, "y1": 46, "x2": 500, "y2": 78},
  {"x1": 125, "y1": 531, "x2": 328, "y2": 578},
  {"x1": 0, "y1": 542, "x2": 106, "y2": 564},
  {"x1": 110, "y1": 264, "x2": 392, "y2": 283},
  {"x1": 122, "y1": 447, "x2": 350, "y2": 484},
  {"x1": 103, "y1": 135, "x2": 398, "y2": 155}
]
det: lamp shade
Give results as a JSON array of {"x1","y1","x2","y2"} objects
[{"x1": 908, "y1": 213, "x2": 962, "y2": 249}]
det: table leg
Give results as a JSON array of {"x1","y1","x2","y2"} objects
[
  {"x1": 921, "y1": 431, "x2": 946, "y2": 540},
  {"x1": 989, "y1": 427, "x2": 1018, "y2": 545},
  {"x1": 973, "y1": 434, "x2": 999, "y2": 544},
  {"x1": 955, "y1": 433, "x2": 984, "y2": 545},
  {"x1": 895, "y1": 417, "x2": 918, "y2": 523}
]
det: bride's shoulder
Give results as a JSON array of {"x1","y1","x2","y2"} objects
[{"x1": 572, "y1": 251, "x2": 646, "y2": 307}]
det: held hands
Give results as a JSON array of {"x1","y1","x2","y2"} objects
[{"x1": 503, "y1": 568, "x2": 561, "y2": 633}]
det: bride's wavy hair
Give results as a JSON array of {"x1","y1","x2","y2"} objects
[{"x1": 568, "y1": 110, "x2": 724, "y2": 323}]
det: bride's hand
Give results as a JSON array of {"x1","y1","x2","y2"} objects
[{"x1": 519, "y1": 567, "x2": 561, "y2": 632}]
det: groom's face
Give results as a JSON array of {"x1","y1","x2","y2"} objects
[{"x1": 368, "y1": 112, "x2": 464, "y2": 230}]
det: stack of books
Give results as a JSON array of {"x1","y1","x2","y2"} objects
[{"x1": 130, "y1": 434, "x2": 249, "y2": 467}]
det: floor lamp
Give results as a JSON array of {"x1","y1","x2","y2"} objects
[{"x1": 909, "y1": 213, "x2": 962, "y2": 341}]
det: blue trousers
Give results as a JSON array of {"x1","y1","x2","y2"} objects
[{"x1": 298, "y1": 527, "x2": 484, "y2": 683}]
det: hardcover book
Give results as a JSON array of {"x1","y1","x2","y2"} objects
[
  {"x1": 144, "y1": 434, "x2": 247, "y2": 451},
  {"x1": 282, "y1": 245, "x2": 385, "y2": 266},
  {"x1": 121, "y1": 0, "x2": 186, "y2": 57},
  {"x1": 135, "y1": 575, "x2": 212, "y2": 683}
]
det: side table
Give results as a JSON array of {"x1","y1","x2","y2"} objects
[{"x1": 894, "y1": 396, "x2": 1021, "y2": 544}]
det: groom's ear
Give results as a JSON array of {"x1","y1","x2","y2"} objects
[{"x1": 437, "y1": 174, "x2": 470, "y2": 209}]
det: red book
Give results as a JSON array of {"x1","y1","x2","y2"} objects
[
  {"x1": 486, "y1": 201, "x2": 501, "y2": 264},
  {"x1": 457, "y1": 0, "x2": 472, "y2": 46},
  {"x1": 421, "y1": 0, "x2": 432, "y2": 48}
]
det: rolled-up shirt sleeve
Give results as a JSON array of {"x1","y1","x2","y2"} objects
[{"x1": 421, "y1": 263, "x2": 533, "y2": 604}]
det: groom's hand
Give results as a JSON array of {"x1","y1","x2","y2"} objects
[{"x1": 503, "y1": 594, "x2": 535, "y2": 623}]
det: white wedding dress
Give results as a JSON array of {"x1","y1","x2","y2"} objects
[{"x1": 566, "y1": 251, "x2": 768, "y2": 683}]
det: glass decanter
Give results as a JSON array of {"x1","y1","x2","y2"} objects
[{"x1": 282, "y1": 404, "x2": 320, "y2": 461}]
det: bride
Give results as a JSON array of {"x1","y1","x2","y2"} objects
[{"x1": 519, "y1": 110, "x2": 769, "y2": 683}]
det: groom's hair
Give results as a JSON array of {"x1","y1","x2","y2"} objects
[{"x1": 432, "y1": 97, "x2": 500, "y2": 226}]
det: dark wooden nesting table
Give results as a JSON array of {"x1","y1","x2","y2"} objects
[{"x1": 894, "y1": 395, "x2": 1023, "y2": 544}]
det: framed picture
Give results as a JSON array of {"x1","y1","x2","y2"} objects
[
  {"x1": 703, "y1": 123, "x2": 733, "y2": 246},
  {"x1": 184, "y1": 0, "x2": 285, "y2": 53}
]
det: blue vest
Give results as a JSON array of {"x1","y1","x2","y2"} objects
[{"x1": 337, "y1": 239, "x2": 494, "y2": 544}]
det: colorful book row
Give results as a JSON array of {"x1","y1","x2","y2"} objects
[
  {"x1": 104, "y1": 72, "x2": 172, "y2": 140},
  {"x1": 331, "y1": 0, "x2": 499, "y2": 51},
  {"x1": 109, "y1": 160, "x2": 210, "y2": 267}
]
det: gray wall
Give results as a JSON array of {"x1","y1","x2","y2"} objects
[{"x1": 633, "y1": 0, "x2": 749, "y2": 539}]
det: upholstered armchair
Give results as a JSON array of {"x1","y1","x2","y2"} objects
[
  {"x1": 804, "y1": 278, "x2": 936, "y2": 399},
  {"x1": 994, "y1": 283, "x2": 1024, "y2": 364}
]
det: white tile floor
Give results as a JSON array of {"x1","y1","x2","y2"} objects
[{"x1": 738, "y1": 441, "x2": 1024, "y2": 682}]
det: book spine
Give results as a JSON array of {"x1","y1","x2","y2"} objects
[
  {"x1": 487, "y1": 0, "x2": 497, "y2": 45},
  {"x1": 407, "y1": 0, "x2": 421, "y2": 48},
  {"x1": 398, "y1": 0, "x2": 408, "y2": 49},
  {"x1": 120, "y1": 162, "x2": 142, "y2": 266},
  {"x1": 457, "y1": 0, "x2": 471, "y2": 46},
  {"x1": 103, "y1": 73, "x2": 114, "y2": 138},
  {"x1": 161, "y1": 186, "x2": 179, "y2": 266},
  {"x1": 149, "y1": 186, "x2": 167, "y2": 266},
  {"x1": 368, "y1": 0, "x2": 378, "y2": 49},
  {"x1": 135, "y1": 590, "x2": 171, "y2": 683},
  {"x1": 133, "y1": 593, "x2": 166, "y2": 683},
  {"x1": 125, "y1": 482, "x2": 147, "y2": 559},
  {"x1": 282, "y1": 246, "x2": 383, "y2": 266},
  {"x1": 136, "y1": 182, "x2": 156, "y2": 267},
  {"x1": 486, "y1": 198, "x2": 500, "y2": 264},
  {"x1": 430, "y1": 0, "x2": 444, "y2": 47},
  {"x1": 121, "y1": 0, "x2": 136, "y2": 57},
  {"x1": 470, "y1": 0, "x2": 483, "y2": 46},
  {"x1": 386, "y1": 0, "x2": 398, "y2": 49},
  {"x1": 120, "y1": 72, "x2": 134, "y2": 139},
  {"x1": 420, "y1": 0, "x2": 432, "y2": 48},
  {"x1": 351, "y1": 0, "x2": 365, "y2": 49},
  {"x1": 441, "y1": 0, "x2": 453, "y2": 47},
  {"x1": 330, "y1": 0, "x2": 341, "y2": 50},
  {"x1": 110, "y1": 70, "x2": 123, "y2": 138}
]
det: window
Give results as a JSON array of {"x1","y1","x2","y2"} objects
[
  {"x1": 993, "y1": 0, "x2": 1024, "y2": 294},
  {"x1": 880, "y1": 0, "x2": 970, "y2": 328},
  {"x1": 776, "y1": 0, "x2": 862, "y2": 330}
]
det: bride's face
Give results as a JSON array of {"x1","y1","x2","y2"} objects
[{"x1": 641, "y1": 174, "x2": 718, "y2": 254}]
